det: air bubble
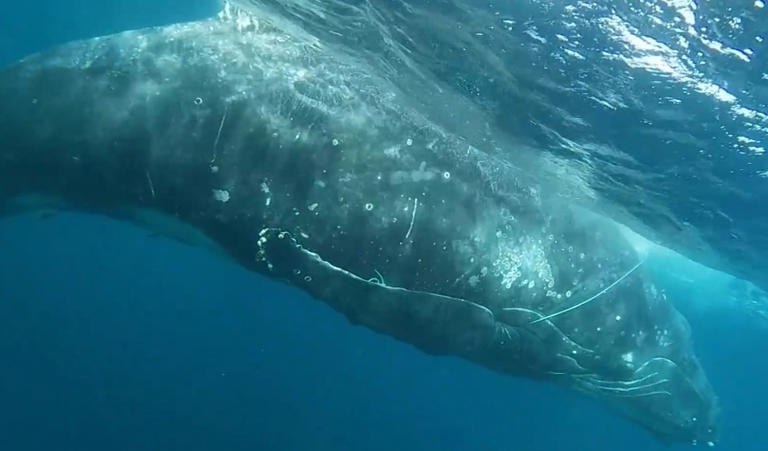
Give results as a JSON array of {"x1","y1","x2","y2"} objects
[
  {"x1": 443, "y1": 171, "x2": 451, "y2": 180},
  {"x1": 365, "y1": 203, "x2": 374, "y2": 211},
  {"x1": 194, "y1": 97, "x2": 203, "y2": 105},
  {"x1": 332, "y1": 138, "x2": 340, "y2": 146}
]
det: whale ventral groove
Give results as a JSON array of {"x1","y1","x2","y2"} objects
[{"x1": 0, "y1": 2, "x2": 719, "y2": 446}]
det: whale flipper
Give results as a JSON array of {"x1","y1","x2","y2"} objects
[{"x1": 257, "y1": 228, "x2": 503, "y2": 356}]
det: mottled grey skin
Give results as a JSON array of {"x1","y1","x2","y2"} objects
[{"x1": 0, "y1": 5, "x2": 718, "y2": 445}]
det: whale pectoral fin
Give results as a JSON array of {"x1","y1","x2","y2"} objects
[{"x1": 256, "y1": 228, "x2": 499, "y2": 357}]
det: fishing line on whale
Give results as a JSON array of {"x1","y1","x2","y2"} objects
[
  {"x1": 498, "y1": 259, "x2": 645, "y2": 325},
  {"x1": 530, "y1": 259, "x2": 645, "y2": 324}
]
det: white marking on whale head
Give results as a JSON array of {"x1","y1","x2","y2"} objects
[
  {"x1": 383, "y1": 145, "x2": 401, "y2": 158},
  {"x1": 212, "y1": 189, "x2": 230, "y2": 203},
  {"x1": 493, "y1": 234, "x2": 555, "y2": 291}
]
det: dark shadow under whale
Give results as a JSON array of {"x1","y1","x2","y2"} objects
[{"x1": 0, "y1": 2, "x2": 718, "y2": 445}]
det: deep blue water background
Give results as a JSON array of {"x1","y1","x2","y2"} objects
[{"x1": 1, "y1": 1, "x2": 767, "y2": 450}]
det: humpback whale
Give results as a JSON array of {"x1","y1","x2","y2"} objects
[{"x1": 0, "y1": 1, "x2": 718, "y2": 445}]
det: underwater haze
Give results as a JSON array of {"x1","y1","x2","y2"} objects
[{"x1": 2, "y1": 0, "x2": 768, "y2": 450}]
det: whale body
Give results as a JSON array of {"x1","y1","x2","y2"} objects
[{"x1": 0, "y1": 3, "x2": 718, "y2": 445}]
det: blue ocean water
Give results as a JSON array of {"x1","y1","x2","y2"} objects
[{"x1": 1, "y1": 1, "x2": 768, "y2": 450}]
